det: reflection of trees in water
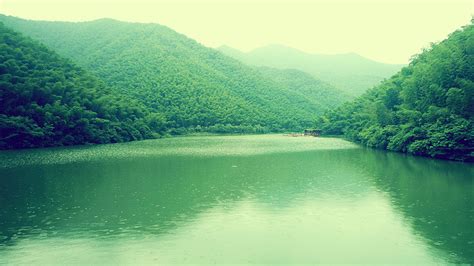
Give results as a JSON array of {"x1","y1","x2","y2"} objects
[
  {"x1": 0, "y1": 150, "x2": 369, "y2": 246},
  {"x1": 1, "y1": 147, "x2": 472, "y2": 263},
  {"x1": 351, "y1": 149, "x2": 474, "y2": 263}
]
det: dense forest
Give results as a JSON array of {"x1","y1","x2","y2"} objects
[
  {"x1": 0, "y1": 15, "x2": 345, "y2": 136},
  {"x1": 0, "y1": 22, "x2": 162, "y2": 148},
  {"x1": 218, "y1": 44, "x2": 403, "y2": 96},
  {"x1": 318, "y1": 21, "x2": 474, "y2": 161},
  {"x1": 255, "y1": 67, "x2": 348, "y2": 110},
  {"x1": 1, "y1": 13, "x2": 472, "y2": 161}
]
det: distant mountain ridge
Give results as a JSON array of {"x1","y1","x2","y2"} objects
[
  {"x1": 218, "y1": 44, "x2": 404, "y2": 96},
  {"x1": 0, "y1": 14, "x2": 347, "y2": 136},
  {"x1": 254, "y1": 66, "x2": 348, "y2": 109}
]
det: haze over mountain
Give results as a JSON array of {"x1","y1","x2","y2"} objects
[
  {"x1": 218, "y1": 44, "x2": 405, "y2": 96},
  {"x1": 0, "y1": 15, "x2": 348, "y2": 148},
  {"x1": 319, "y1": 20, "x2": 474, "y2": 161},
  {"x1": 255, "y1": 67, "x2": 348, "y2": 109},
  {"x1": 1, "y1": 13, "x2": 471, "y2": 160},
  {"x1": 0, "y1": 22, "x2": 156, "y2": 148}
]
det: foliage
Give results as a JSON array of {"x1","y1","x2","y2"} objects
[
  {"x1": 0, "y1": 15, "x2": 346, "y2": 135},
  {"x1": 0, "y1": 22, "x2": 158, "y2": 149},
  {"x1": 318, "y1": 21, "x2": 474, "y2": 161},
  {"x1": 219, "y1": 44, "x2": 403, "y2": 96},
  {"x1": 255, "y1": 67, "x2": 348, "y2": 110}
]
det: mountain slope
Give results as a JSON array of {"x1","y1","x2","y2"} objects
[
  {"x1": 319, "y1": 21, "x2": 474, "y2": 161},
  {"x1": 218, "y1": 44, "x2": 404, "y2": 96},
  {"x1": 0, "y1": 23, "x2": 158, "y2": 149},
  {"x1": 0, "y1": 15, "x2": 347, "y2": 133},
  {"x1": 255, "y1": 67, "x2": 348, "y2": 111}
]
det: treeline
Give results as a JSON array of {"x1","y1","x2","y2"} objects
[
  {"x1": 1, "y1": 21, "x2": 273, "y2": 150},
  {"x1": 0, "y1": 19, "x2": 340, "y2": 149},
  {"x1": 0, "y1": 16, "x2": 346, "y2": 135},
  {"x1": 0, "y1": 23, "x2": 165, "y2": 149},
  {"x1": 318, "y1": 20, "x2": 474, "y2": 161}
]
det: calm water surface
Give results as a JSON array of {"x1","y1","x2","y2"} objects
[{"x1": 0, "y1": 135, "x2": 473, "y2": 264}]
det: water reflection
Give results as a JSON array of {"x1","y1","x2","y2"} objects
[
  {"x1": 351, "y1": 149, "x2": 474, "y2": 262},
  {"x1": 0, "y1": 136, "x2": 472, "y2": 263}
]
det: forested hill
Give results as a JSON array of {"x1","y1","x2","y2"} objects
[
  {"x1": 0, "y1": 23, "x2": 159, "y2": 149},
  {"x1": 218, "y1": 44, "x2": 404, "y2": 96},
  {"x1": 255, "y1": 67, "x2": 348, "y2": 110},
  {"x1": 0, "y1": 15, "x2": 346, "y2": 134},
  {"x1": 318, "y1": 21, "x2": 474, "y2": 161}
]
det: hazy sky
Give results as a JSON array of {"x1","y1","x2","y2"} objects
[{"x1": 0, "y1": 0, "x2": 472, "y2": 64}]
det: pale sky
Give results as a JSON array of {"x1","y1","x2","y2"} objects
[{"x1": 0, "y1": 0, "x2": 472, "y2": 64}]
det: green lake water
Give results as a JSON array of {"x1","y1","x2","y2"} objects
[{"x1": 0, "y1": 135, "x2": 473, "y2": 264}]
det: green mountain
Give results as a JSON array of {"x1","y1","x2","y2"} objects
[
  {"x1": 319, "y1": 21, "x2": 474, "y2": 161},
  {"x1": 0, "y1": 15, "x2": 346, "y2": 135},
  {"x1": 218, "y1": 44, "x2": 404, "y2": 96},
  {"x1": 0, "y1": 22, "x2": 158, "y2": 149},
  {"x1": 255, "y1": 67, "x2": 348, "y2": 111}
]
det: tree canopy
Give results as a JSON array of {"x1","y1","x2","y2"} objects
[
  {"x1": 0, "y1": 15, "x2": 346, "y2": 136},
  {"x1": 0, "y1": 22, "x2": 159, "y2": 148},
  {"x1": 318, "y1": 21, "x2": 474, "y2": 161}
]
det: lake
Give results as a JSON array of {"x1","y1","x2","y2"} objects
[{"x1": 0, "y1": 135, "x2": 472, "y2": 264}]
